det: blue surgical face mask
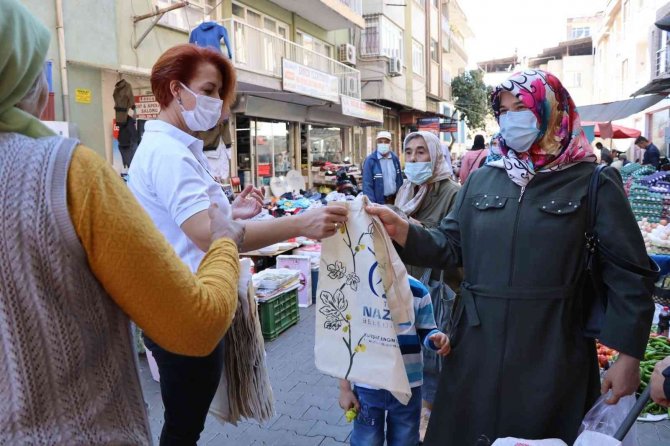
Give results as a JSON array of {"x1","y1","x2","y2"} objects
[
  {"x1": 377, "y1": 144, "x2": 390, "y2": 155},
  {"x1": 499, "y1": 109, "x2": 540, "y2": 152},
  {"x1": 404, "y1": 161, "x2": 433, "y2": 185}
]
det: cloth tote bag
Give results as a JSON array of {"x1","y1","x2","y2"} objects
[{"x1": 315, "y1": 195, "x2": 415, "y2": 404}]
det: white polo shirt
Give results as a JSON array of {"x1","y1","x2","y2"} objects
[{"x1": 128, "y1": 119, "x2": 230, "y2": 272}]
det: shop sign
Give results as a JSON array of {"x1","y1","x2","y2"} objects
[
  {"x1": 340, "y1": 95, "x2": 384, "y2": 123},
  {"x1": 134, "y1": 94, "x2": 160, "y2": 120},
  {"x1": 75, "y1": 88, "x2": 91, "y2": 104},
  {"x1": 258, "y1": 164, "x2": 271, "y2": 176},
  {"x1": 417, "y1": 117, "x2": 440, "y2": 135},
  {"x1": 440, "y1": 122, "x2": 458, "y2": 133},
  {"x1": 282, "y1": 59, "x2": 339, "y2": 103}
]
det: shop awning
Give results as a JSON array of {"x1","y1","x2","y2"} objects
[
  {"x1": 656, "y1": 15, "x2": 670, "y2": 32},
  {"x1": 578, "y1": 94, "x2": 666, "y2": 122},
  {"x1": 632, "y1": 78, "x2": 670, "y2": 96},
  {"x1": 583, "y1": 122, "x2": 642, "y2": 139}
]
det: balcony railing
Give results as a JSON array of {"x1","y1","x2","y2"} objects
[
  {"x1": 448, "y1": 33, "x2": 468, "y2": 64},
  {"x1": 656, "y1": 46, "x2": 670, "y2": 77},
  {"x1": 222, "y1": 18, "x2": 361, "y2": 99}
]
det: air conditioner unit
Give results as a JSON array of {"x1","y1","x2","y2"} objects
[
  {"x1": 338, "y1": 43, "x2": 357, "y2": 66},
  {"x1": 388, "y1": 57, "x2": 402, "y2": 76}
]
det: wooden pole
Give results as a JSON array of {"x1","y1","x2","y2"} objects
[{"x1": 133, "y1": 1, "x2": 189, "y2": 23}]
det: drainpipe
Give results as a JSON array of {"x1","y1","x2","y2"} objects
[{"x1": 55, "y1": 0, "x2": 70, "y2": 121}]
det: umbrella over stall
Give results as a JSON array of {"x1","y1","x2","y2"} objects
[{"x1": 582, "y1": 122, "x2": 642, "y2": 139}]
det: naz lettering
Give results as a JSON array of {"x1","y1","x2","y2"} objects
[{"x1": 362, "y1": 306, "x2": 391, "y2": 321}]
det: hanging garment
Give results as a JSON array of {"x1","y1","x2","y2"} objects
[
  {"x1": 204, "y1": 143, "x2": 230, "y2": 181},
  {"x1": 209, "y1": 259, "x2": 274, "y2": 425},
  {"x1": 315, "y1": 195, "x2": 415, "y2": 404},
  {"x1": 195, "y1": 122, "x2": 222, "y2": 150},
  {"x1": 189, "y1": 21, "x2": 233, "y2": 59},
  {"x1": 137, "y1": 119, "x2": 147, "y2": 145},
  {"x1": 117, "y1": 116, "x2": 138, "y2": 168},
  {"x1": 196, "y1": 120, "x2": 233, "y2": 150},
  {"x1": 113, "y1": 79, "x2": 135, "y2": 125}
]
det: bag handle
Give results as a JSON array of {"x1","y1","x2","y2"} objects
[{"x1": 421, "y1": 268, "x2": 445, "y2": 284}]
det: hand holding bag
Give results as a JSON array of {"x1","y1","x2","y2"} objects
[
  {"x1": 419, "y1": 268, "x2": 456, "y2": 374},
  {"x1": 315, "y1": 195, "x2": 415, "y2": 404}
]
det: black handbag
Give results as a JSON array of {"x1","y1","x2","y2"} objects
[{"x1": 582, "y1": 165, "x2": 660, "y2": 338}]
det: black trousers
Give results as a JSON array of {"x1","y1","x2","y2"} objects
[{"x1": 144, "y1": 335, "x2": 224, "y2": 446}]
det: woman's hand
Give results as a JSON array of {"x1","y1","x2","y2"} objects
[
  {"x1": 430, "y1": 332, "x2": 452, "y2": 356},
  {"x1": 651, "y1": 356, "x2": 670, "y2": 407},
  {"x1": 365, "y1": 205, "x2": 410, "y2": 247},
  {"x1": 210, "y1": 203, "x2": 245, "y2": 247},
  {"x1": 232, "y1": 184, "x2": 264, "y2": 220},
  {"x1": 296, "y1": 206, "x2": 348, "y2": 240},
  {"x1": 601, "y1": 353, "x2": 640, "y2": 404}
]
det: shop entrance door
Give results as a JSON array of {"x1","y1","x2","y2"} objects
[{"x1": 253, "y1": 120, "x2": 290, "y2": 189}]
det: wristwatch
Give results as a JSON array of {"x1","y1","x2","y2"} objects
[{"x1": 663, "y1": 365, "x2": 670, "y2": 400}]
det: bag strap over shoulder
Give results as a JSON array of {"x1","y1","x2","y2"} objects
[{"x1": 585, "y1": 165, "x2": 659, "y2": 277}]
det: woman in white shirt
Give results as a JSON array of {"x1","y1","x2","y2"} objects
[{"x1": 128, "y1": 44, "x2": 347, "y2": 446}]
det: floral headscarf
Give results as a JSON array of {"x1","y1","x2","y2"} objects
[{"x1": 489, "y1": 70, "x2": 596, "y2": 187}]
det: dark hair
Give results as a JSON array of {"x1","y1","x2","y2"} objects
[
  {"x1": 472, "y1": 134, "x2": 486, "y2": 150},
  {"x1": 151, "y1": 44, "x2": 236, "y2": 110},
  {"x1": 635, "y1": 136, "x2": 648, "y2": 145},
  {"x1": 595, "y1": 142, "x2": 603, "y2": 149}
]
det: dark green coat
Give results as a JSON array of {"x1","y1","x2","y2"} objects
[
  {"x1": 399, "y1": 163, "x2": 655, "y2": 445},
  {"x1": 404, "y1": 178, "x2": 463, "y2": 292}
]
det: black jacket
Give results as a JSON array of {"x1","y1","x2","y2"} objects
[{"x1": 400, "y1": 163, "x2": 655, "y2": 445}]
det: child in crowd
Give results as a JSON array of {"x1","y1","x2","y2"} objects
[{"x1": 338, "y1": 275, "x2": 451, "y2": 446}]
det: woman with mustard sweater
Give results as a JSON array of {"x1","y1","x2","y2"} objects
[{"x1": 0, "y1": 1, "x2": 249, "y2": 444}]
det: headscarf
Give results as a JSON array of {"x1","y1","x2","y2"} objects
[
  {"x1": 395, "y1": 131, "x2": 454, "y2": 216},
  {"x1": 489, "y1": 70, "x2": 596, "y2": 187},
  {"x1": 0, "y1": 0, "x2": 54, "y2": 138},
  {"x1": 440, "y1": 142, "x2": 454, "y2": 177},
  {"x1": 485, "y1": 133, "x2": 503, "y2": 164}
]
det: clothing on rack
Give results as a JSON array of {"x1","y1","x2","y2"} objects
[
  {"x1": 113, "y1": 79, "x2": 135, "y2": 124},
  {"x1": 189, "y1": 21, "x2": 233, "y2": 59},
  {"x1": 195, "y1": 120, "x2": 233, "y2": 150},
  {"x1": 118, "y1": 116, "x2": 138, "y2": 168}
]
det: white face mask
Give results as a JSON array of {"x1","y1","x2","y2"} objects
[
  {"x1": 178, "y1": 82, "x2": 223, "y2": 132},
  {"x1": 499, "y1": 110, "x2": 540, "y2": 153},
  {"x1": 377, "y1": 143, "x2": 390, "y2": 155},
  {"x1": 404, "y1": 161, "x2": 433, "y2": 185}
]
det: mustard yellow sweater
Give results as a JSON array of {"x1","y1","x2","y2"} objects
[{"x1": 67, "y1": 145, "x2": 239, "y2": 356}]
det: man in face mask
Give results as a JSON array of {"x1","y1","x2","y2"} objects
[{"x1": 362, "y1": 131, "x2": 404, "y2": 204}]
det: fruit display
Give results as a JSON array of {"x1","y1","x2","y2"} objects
[
  {"x1": 643, "y1": 218, "x2": 670, "y2": 254},
  {"x1": 627, "y1": 169, "x2": 670, "y2": 253},
  {"x1": 596, "y1": 341, "x2": 618, "y2": 369}
]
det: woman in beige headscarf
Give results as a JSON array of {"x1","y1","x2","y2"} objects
[
  {"x1": 0, "y1": 1, "x2": 245, "y2": 443},
  {"x1": 394, "y1": 130, "x2": 461, "y2": 440}
]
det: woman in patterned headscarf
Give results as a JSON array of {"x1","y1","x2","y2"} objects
[{"x1": 368, "y1": 70, "x2": 656, "y2": 444}]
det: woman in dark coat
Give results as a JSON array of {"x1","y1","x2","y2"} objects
[{"x1": 367, "y1": 70, "x2": 655, "y2": 445}]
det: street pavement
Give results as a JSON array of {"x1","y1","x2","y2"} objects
[{"x1": 140, "y1": 306, "x2": 670, "y2": 445}]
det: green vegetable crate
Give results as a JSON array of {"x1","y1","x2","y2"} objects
[{"x1": 258, "y1": 288, "x2": 299, "y2": 341}]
